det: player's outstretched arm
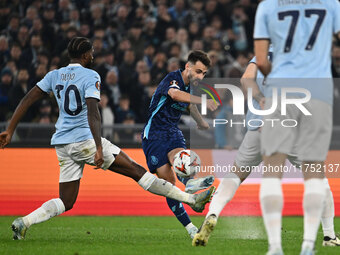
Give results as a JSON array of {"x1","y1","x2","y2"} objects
[
  {"x1": 254, "y1": 39, "x2": 271, "y2": 76},
  {"x1": 240, "y1": 63, "x2": 265, "y2": 108},
  {"x1": 0, "y1": 86, "x2": 45, "y2": 148},
  {"x1": 86, "y1": 97, "x2": 104, "y2": 168},
  {"x1": 168, "y1": 88, "x2": 218, "y2": 111},
  {"x1": 188, "y1": 104, "x2": 209, "y2": 130}
]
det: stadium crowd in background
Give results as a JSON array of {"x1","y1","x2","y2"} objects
[{"x1": 0, "y1": 0, "x2": 340, "y2": 145}]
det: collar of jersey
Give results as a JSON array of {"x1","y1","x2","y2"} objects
[
  {"x1": 68, "y1": 63, "x2": 82, "y2": 67},
  {"x1": 177, "y1": 69, "x2": 188, "y2": 87}
]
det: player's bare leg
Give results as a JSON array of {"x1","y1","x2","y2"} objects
[
  {"x1": 300, "y1": 162, "x2": 326, "y2": 255},
  {"x1": 12, "y1": 180, "x2": 79, "y2": 240},
  {"x1": 193, "y1": 163, "x2": 250, "y2": 246},
  {"x1": 107, "y1": 150, "x2": 214, "y2": 212},
  {"x1": 261, "y1": 153, "x2": 286, "y2": 255}
]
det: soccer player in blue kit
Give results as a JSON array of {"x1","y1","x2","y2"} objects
[
  {"x1": 142, "y1": 50, "x2": 219, "y2": 238},
  {"x1": 253, "y1": 0, "x2": 340, "y2": 254},
  {"x1": 0, "y1": 37, "x2": 215, "y2": 240}
]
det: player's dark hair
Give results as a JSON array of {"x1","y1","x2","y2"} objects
[
  {"x1": 187, "y1": 50, "x2": 211, "y2": 68},
  {"x1": 67, "y1": 37, "x2": 92, "y2": 59}
]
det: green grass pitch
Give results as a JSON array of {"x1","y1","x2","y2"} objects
[{"x1": 0, "y1": 216, "x2": 339, "y2": 255}]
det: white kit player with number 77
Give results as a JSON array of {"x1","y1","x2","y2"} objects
[
  {"x1": 253, "y1": 0, "x2": 340, "y2": 255},
  {"x1": 0, "y1": 37, "x2": 215, "y2": 240}
]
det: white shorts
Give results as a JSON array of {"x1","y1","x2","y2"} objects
[
  {"x1": 55, "y1": 138, "x2": 121, "y2": 183},
  {"x1": 236, "y1": 130, "x2": 300, "y2": 168},
  {"x1": 261, "y1": 99, "x2": 332, "y2": 162}
]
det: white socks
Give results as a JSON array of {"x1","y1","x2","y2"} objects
[
  {"x1": 260, "y1": 178, "x2": 283, "y2": 251},
  {"x1": 23, "y1": 198, "x2": 65, "y2": 228},
  {"x1": 302, "y1": 178, "x2": 326, "y2": 250},
  {"x1": 138, "y1": 172, "x2": 194, "y2": 204},
  {"x1": 207, "y1": 173, "x2": 241, "y2": 219},
  {"x1": 321, "y1": 178, "x2": 335, "y2": 239}
]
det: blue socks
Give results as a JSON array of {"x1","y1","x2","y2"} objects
[{"x1": 165, "y1": 175, "x2": 192, "y2": 227}]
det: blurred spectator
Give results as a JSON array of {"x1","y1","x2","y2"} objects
[
  {"x1": 176, "y1": 28, "x2": 190, "y2": 61},
  {"x1": 22, "y1": 6, "x2": 38, "y2": 28},
  {"x1": 99, "y1": 92, "x2": 115, "y2": 140},
  {"x1": 20, "y1": 33, "x2": 45, "y2": 69},
  {"x1": 161, "y1": 27, "x2": 177, "y2": 53},
  {"x1": 3, "y1": 13, "x2": 20, "y2": 43},
  {"x1": 0, "y1": 68, "x2": 13, "y2": 121},
  {"x1": 229, "y1": 4, "x2": 249, "y2": 52},
  {"x1": 143, "y1": 17, "x2": 159, "y2": 46},
  {"x1": 128, "y1": 23, "x2": 145, "y2": 61},
  {"x1": 115, "y1": 95, "x2": 136, "y2": 123},
  {"x1": 206, "y1": 50, "x2": 223, "y2": 78},
  {"x1": 155, "y1": 4, "x2": 177, "y2": 42},
  {"x1": 168, "y1": 0, "x2": 188, "y2": 27},
  {"x1": 191, "y1": 39, "x2": 204, "y2": 51},
  {"x1": 185, "y1": 0, "x2": 206, "y2": 28},
  {"x1": 167, "y1": 57, "x2": 180, "y2": 73},
  {"x1": 0, "y1": 35, "x2": 10, "y2": 70},
  {"x1": 188, "y1": 22, "x2": 200, "y2": 41},
  {"x1": 225, "y1": 51, "x2": 249, "y2": 78},
  {"x1": 103, "y1": 69, "x2": 121, "y2": 110},
  {"x1": 33, "y1": 99, "x2": 54, "y2": 124},
  {"x1": 118, "y1": 49, "x2": 136, "y2": 94},
  {"x1": 9, "y1": 68, "x2": 36, "y2": 122},
  {"x1": 16, "y1": 25, "x2": 30, "y2": 51},
  {"x1": 56, "y1": 0, "x2": 73, "y2": 23},
  {"x1": 151, "y1": 52, "x2": 167, "y2": 81},
  {"x1": 143, "y1": 43, "x2": 156, "y2": 69}
]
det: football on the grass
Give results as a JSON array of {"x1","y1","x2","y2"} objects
[{"x1": 173, "y1": 150, "x2": 201, "y2": 177}]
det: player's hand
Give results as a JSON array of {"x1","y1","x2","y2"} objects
[
  {"x1": 197, "y1": 120, "x2": 209, "y2": 130},
  {"x1": 94, "y1": 148, "x2": 104, "y2": 169},
  {"x1": 207, "y1": 99, "x2": 219, "y2": 111},
  {"x1": 0, "y1": 131, "x2": 13, "y2": 149}
]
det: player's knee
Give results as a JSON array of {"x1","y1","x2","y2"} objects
[{"x1": 60, "y1": 198, "x2": 75, "y2": 211}]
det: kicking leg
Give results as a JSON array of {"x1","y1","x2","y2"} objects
[
  {"x1": 12, "y1": 180, "x2": 79, "y2": 240},
  {"x1": 107, "y1": 150, "x2": 214, "y2": 210}
]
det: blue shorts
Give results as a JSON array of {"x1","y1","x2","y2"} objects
[{"x1": 142, "y1": 138, "x2": 186, "y2": 173}]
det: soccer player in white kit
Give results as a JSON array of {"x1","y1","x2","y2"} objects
[
  {"x1": 253, "y1": 0, "x2": 340, "y2": 254},
  {"x1": 193, "y1": 51, "x2": 339, "y2": 248},
  {"x1": 0, "y1": 37, "x2": 215, "y2": 240}
]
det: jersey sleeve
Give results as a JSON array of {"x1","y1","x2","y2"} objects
[
  {"x1": 85, "y1": 71, "x2": 101, "y2": 100},
  {"x1": 249, "y1": 56, "x2": 256, "y2": 64},
  {"x1": 254, "y1": 1, "x2": 270, "y2": 40},
  {"x1": 160, "y1": 77, "x2": 182, "y2": 96},
  {"x1": 36, "y1": 70, "x2": 54, "y2": 93},
  {"x1": 332, "y1": 0, "x2": 340, "y2": 34}
]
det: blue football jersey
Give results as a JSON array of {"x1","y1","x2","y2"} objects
[
  {"x1": 37, "y1": 63, "x2": 101, "y2": 145},
  {"x1": 143, "y1": 70, "x2": 189, "y2": 140},
  {"x1": 254, "y1": 0, "x2": 340, "y2": 103}
]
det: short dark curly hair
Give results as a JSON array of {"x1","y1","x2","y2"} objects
[
  {"x1": 67, "y1": 37, "x2": 92, "y2": 59},
  {"x1": 187, "y1": 50, "x2": 211, "y2": 68}
]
